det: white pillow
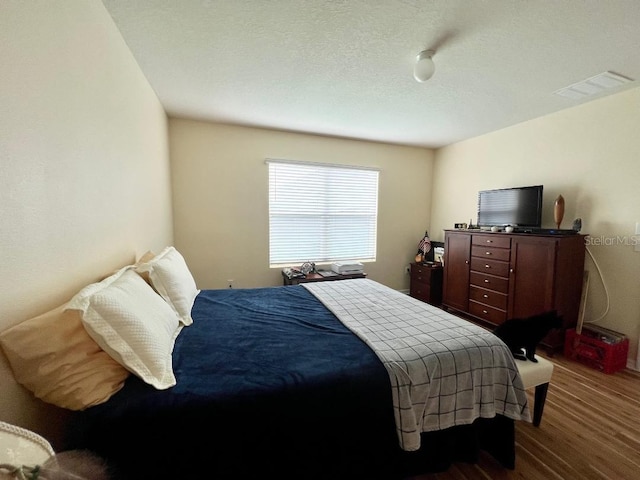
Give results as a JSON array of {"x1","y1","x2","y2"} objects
[
  {"x1": 135, "y1": 246, "x2": 200, "y2": 326},
  {"x1": 67, "y1": 267, "x2": 182, "y2": 390}
]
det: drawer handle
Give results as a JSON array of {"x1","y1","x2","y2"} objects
[
  {"x1": 483, "y1": 294, "x2": 489, "y2": 298},
  {"x1": 486, "y1": 240, "x2": 493, "y2": 243},
  {"x1": 484, "y1": 279, "x2": 490, "y2": 283},
  {"x1": 485, "y1": 264, "x2": 491, "y2": 268},
  {"x1": 483, "y1": 310, "x2": 489, "y2": 314},
  {"x1": 485, "y1": 251, "x2": 492, "y2": 255}
]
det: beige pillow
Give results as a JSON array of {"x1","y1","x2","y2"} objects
[
  {"x1": 137, "y1": 251, "x2": 156, "y2": 264},
  {"x1": 135, "y1": 251, "x2": 156, "y2": 284},
  {"x1": 67, "y1": 267, "x2": 182, "y2": 390},
  {"x1": 0, "y1": 304, "x2": 130, "y2": 411},
  {"x1": 135, "y1": 246, "x2": 200, "y2": 326}
]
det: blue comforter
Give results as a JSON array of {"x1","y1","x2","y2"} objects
[{"x1": 72, "y1": 285, "x2": 515, "y2": 479}]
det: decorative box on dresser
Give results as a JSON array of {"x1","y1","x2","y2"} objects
[
  {"x1": 442, "y1": 229, "x2": 587, "y2": 353},
  {"x1": 409, "y1": 263, "x2": 443, "y2": 306}
]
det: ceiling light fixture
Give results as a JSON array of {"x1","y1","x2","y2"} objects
[{"x1": 413, "y1": 49, "x2": 435, "y2": 82}]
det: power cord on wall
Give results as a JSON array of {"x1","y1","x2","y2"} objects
[{"x1": 584, "y1": 246, "x2": 610, "y2": 324}]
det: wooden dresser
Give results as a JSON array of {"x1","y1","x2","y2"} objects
[{"x1": 442, "y1": 229, "x2": 586, "y2": 352}]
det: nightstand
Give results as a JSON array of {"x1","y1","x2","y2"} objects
[{"x1": 409, "y1": 262, "x2": 443, "y2": 306}]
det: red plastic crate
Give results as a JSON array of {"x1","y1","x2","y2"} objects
[{"x1": 564, "y1": 328, "x2": 629, "y2": 374}]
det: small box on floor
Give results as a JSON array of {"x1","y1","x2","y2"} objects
[{"x1": 564, "y1": 327, "x2": 629, "y2": 374}]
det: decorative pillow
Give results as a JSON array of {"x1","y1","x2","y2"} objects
[
  {"x1": 67, "y1": 267, "x2": 182, "y2": 390},
  {"x1": 135, "y1": 246, "x2": 200, "y2": 326},
  {"x1": 135, "y1": 250, "x2": 156, "y2": 284},
  {"x1": 0, "y1": 304, "x2": 130, "y2": 411},
  {"x1": 137, "y1": 251, "x2": 156, "y2": 264}
]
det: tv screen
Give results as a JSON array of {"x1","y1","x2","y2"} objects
[{"x1": 477, "y1": 185, "x2": 543, "y2": 228}]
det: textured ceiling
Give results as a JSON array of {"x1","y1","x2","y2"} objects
[{"x1": 102, "y1": 0, "x2": 640, "y2": 148}]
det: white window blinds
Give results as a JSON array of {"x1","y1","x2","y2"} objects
[{"x1": 267, "y1": 159, "x2": 379, "y2": 266}]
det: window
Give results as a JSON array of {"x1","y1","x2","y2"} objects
[{"x1": 267, "y1": 159, "x2": 379, "y2": 266}]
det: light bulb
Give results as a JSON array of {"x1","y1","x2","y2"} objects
[{"x1": 413, "y1": 50, "x2": 435, "y2": 82}]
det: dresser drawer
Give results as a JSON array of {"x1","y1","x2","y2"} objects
[
  {"x1": 470, "y1": 271, "x2": 509, "y2": 294},
  {"x1": 410, "y1": 284, "x2": 432, "y2": 303},
  {"x1": 469, "y1": 300, "x2": 507, "y2": 325},
  {"x1": 470, "y1": 285, "x2": 508, "y2": 310},
  {"x1": 471, "y1": 245, "x2": 511, "y2": 262},
  {"x1": 411, "y1": 263, "x2": 436, "y2": 276},
  {"x1": 411, "y1": 268, "x2": 433, "y2": 286},
  {"x1": 470, "y1": 257, "x2": 510, "y2": 278},
  {"x1": 472, "y1": 234, "x2": 511, "y2": 249}
]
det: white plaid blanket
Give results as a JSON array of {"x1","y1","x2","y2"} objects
[{"x1": 303, "y1": 279, "x2": 531, "y2": 452}]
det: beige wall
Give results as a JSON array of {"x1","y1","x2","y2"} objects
[
  {"x1": 3, "y1": 0, "x2": 638, "y2": 449},
  {"x1": 169, "y1": 119, "x2": 434, "y2": 291},
  {"x1": 0, "y1": 1, "x2": 173, "y2": 445},
  {"x1": 430, "y1": 86, "x2": 640, "y2": 367}
]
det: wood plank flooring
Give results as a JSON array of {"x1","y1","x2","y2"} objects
[{"x1": 409, "y1": 353, "x2": 640, "y2": 480}]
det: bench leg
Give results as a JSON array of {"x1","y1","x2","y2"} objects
[{"x1": 533, "y1": 382, "x2": 550, "y2": 427}]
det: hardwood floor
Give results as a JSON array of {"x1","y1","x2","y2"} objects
[{"x1": 409, "y1": 353, "x2": 640, "y2": 480}]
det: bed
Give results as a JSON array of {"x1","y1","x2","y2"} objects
[{"x1": 65, "y1": 276, "x2": 530, "y2": 479}]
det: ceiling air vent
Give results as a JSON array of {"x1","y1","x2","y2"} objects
[{"x1": 554, "y1": 71, "x2": 633, "y2": 100}]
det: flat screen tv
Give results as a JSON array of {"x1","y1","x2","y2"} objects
[{"x1": 477, "y1": 185, "x2": 543, "y2": 228}]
